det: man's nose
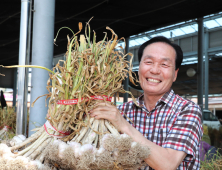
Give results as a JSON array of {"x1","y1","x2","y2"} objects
[{"x1": 150, "y1": 64, "x2": 160, "y2": 74}]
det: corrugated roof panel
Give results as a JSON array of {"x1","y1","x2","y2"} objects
[
  {"x1": 205, "y1": 20, "x2": 220, "y2": 28},
  {"x1": 142, "y1": 37, "x2": 149, "y2": 41},
  {"x1": 134, "y1": 38, "x2": 147, "y2": 44},
  {"x1": 189, "y1": 24, "x2": 198, "y2": 32},
  {"x1": 160, "y1": 31, "x2": 171, "y2": 38},
  {"x1": 182, "y1": 61, "x2": 198, "y2": 65},
  {"x1": 150, "y1": 33, "x2": 163, "y2": 38},
  {"x1": 215, "y1": 18, "x2": 222, "y2": 26},
  {"x1": 171, "y1": 28, "x2": 185, "y2": 37},
  {"x1": 180, "y1": 25, "x2": 196, "y2": 34},
  {"x1": 129, "y1": 40, "x2": 139, "y2": 47},
  {"x1": 145, "y1": 30, "x2": 155, "y2": 34},
  {"x1": 182, "y1": 56, "x2": 198, "y2": 65},
  {"x1": 215, "y1": 52, "x2": 222, "y2": 56},
  {"x1": 128, "y1": 15, "x2": 222, "y2": 50}
]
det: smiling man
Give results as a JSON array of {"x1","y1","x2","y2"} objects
[{"x1": 90, "y1": 36, "x2": 203, "y2": 170}]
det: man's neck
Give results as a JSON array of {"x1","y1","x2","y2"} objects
[{"x1": 143, "y1": 92, "x2": 163, "y2": 112}]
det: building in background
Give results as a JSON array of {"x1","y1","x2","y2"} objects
[{"x1": 1, "y1": 12, "x2": 222, "y2": 119}]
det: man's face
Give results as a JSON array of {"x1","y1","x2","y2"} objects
[{"x1": 138, "y1": 42, "x2": 179, "y2": 96}]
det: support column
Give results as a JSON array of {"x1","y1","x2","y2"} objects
[
  {"x1": 204, "y1": 29, "x2": 209, "y2": 110},
  {"x1": 13, "y1": 68, "x2": 17, "y2": 107},
  {"x1": 197, "y1": 17, "x2": 204, "y2": 121},
  {"x1": 16, "y1": 0, "x2": 32, "y2": 135},
  {"x1": 124, "y1": 37, "x2": 129, "y2": 103},
  {"x1": 29, "y1": 0, "x2": 55, "y2": 136}
]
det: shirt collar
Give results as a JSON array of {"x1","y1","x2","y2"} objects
[
  {"x1": 134, "y1": 88, "x2": 175, "y2": 108},
  {"x1": 158, "y1": 88, "x2": 175, "y2": 107},
  {"x1": 137, "y1": 93, "x2": 144, "y2": 107}
]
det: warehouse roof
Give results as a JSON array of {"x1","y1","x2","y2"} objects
[
  {"x1": 1, "y1": 0, "x2": 222, "y2": 96},
  {"x1": 1, "y1": 0, "x2": 222, "y2": 65}
]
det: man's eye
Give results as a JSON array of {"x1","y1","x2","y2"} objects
[
  {"x1": 162, "y1": 63, "x2": 168, "y2": 67},
  {"x1": 146, "y1": 61, "x2": 152, "y2": 64}
]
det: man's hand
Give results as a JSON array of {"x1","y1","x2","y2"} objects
[
  {"x1": 89, "y1": 102, "x2": 187, "y2": 170},
  {"x1": 89, "y1": 102, "x2": 126, "y2": 132}
]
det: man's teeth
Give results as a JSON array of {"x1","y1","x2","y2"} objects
[{"x1": 147, "y1": 78, "x2": 160, "y2": 83}]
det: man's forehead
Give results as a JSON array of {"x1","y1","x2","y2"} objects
[
  {"x1": 142, "y1": 55, "x2": 174, "y2": 62},
  {"x1": 142, "y1": 42, "x2": 176, "y2": 60}
]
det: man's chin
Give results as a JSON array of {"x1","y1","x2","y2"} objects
[{"x1": 144, "y1": 89, "x2": 160, "y2": 94}]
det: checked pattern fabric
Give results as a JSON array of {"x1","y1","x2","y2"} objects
[{"x1": 118, "y1": 89, "x2": 203, "y2": 170}]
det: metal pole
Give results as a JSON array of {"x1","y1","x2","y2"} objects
[
  {"x1": 13, "y1": 68, "x2": 17, "y2": 107},
  {"x1": 16, "y1": 0, "x2": 32, "y2": 135},
  {"x1": 204, "y1": 29, "x2": 209, "y2": 110},
  {"x1": 123, "y1": 37, "x2": 129, "y2": 103},
  {"x1": 197, "y1": 17, "x2": 204, "y2": 120},
  {"x1": 114, "y1": 93, "x2": 116, "y2": 105},
  {"x1": 29, "y1": 0, "x2": 55, "y2": 136}
]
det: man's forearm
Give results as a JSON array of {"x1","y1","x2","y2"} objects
[
  {"x1": 121, "y1": 119, "x2": 186, "y2": 170},
  {"x1": 89, "y1": 103, "x2": 186, "y2": 169}
]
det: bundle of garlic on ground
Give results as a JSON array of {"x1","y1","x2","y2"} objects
[
  {"x1": 0, "y1": 107, "x2": 16, "y2": 142},
  {"x1": 0, "y1": 19, "x2": 150, "y2": 170}
]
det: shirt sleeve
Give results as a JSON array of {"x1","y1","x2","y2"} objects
[{"x1": 162, "y1": 104, "x2": 203, "y2": 162}]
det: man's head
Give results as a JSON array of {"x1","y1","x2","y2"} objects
[
  {"x1": 138, "y1": 36, "x2": 183, "y2": 97},
  {"x1": 138, "y1": 36, "x2": 183, "y2": 70}
]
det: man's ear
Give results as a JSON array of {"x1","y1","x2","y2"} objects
[{"x1": 173, "y1": 68, "x2": 179, "y2": 82}]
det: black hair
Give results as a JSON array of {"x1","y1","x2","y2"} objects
[{"x1": 138, "y1": 36, "x2": 183, "y2": 70}]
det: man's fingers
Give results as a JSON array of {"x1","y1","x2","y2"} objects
[
  {"x1": 90, "y1": 104, "x2": 113, "y2": 113},
  {"x1": 94, "y1": 102, "x2": 112, "y2": 108},
  {"x1": 90, "y1": 110, "x2": 110, "y2": 120},
  {"x1": 91, "y1": 106, "x2": 108, "y2": 112}
]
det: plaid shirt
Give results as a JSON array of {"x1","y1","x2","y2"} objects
[{"x1": 118, "y1": 89, "x2": 203, "y2": 170}]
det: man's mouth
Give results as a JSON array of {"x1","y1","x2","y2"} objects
[{"x1": 146, "y1": 78, "x2": 161, "y2": 83}]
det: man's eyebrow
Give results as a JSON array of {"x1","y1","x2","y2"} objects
[
  {"x1": 142, "y1": 55, "x2": 153, "y2": 59},
  {"x1": 162, "y1": 57, "x2": 173, "y2": 62},
  {"x1": 143, "y1": 55, "x2": 173, "y2": 62}
]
